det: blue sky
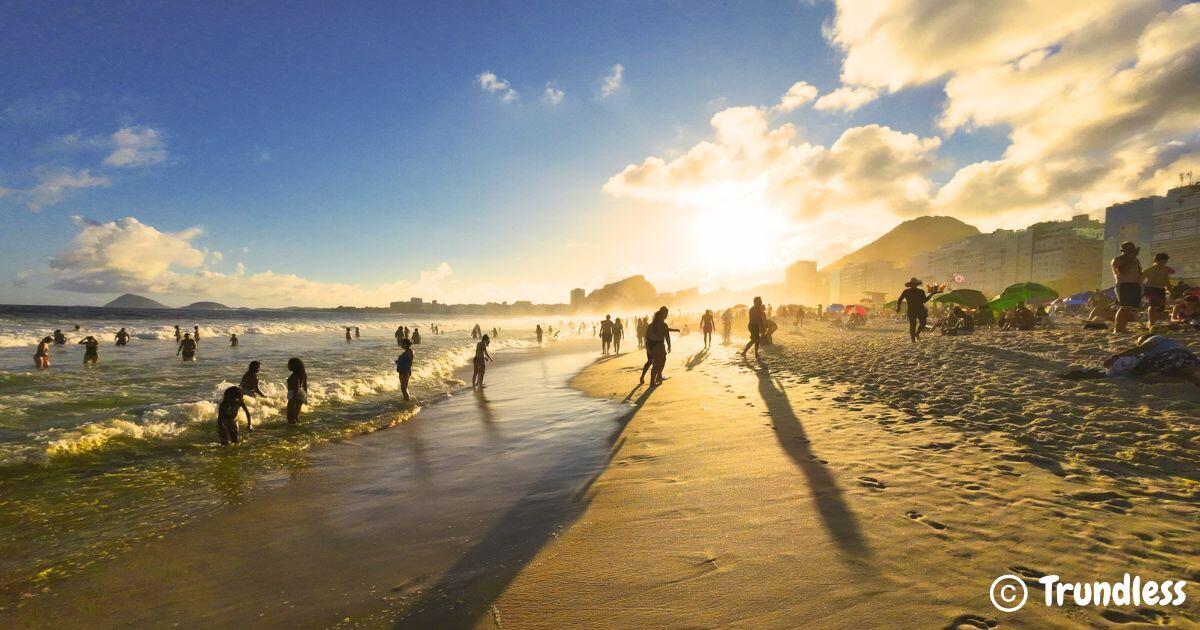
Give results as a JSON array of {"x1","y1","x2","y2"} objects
[{"x1": 2, "y1": 1, "x2": 1192, "y2": 306}]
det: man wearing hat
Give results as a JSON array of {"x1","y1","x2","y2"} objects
[
  {"x1": 1112, "y1": 241, "x2": 1142, "y2": 334},
  {"x1": 896, "y1": 277, "x2": 942, "y2": 342}
]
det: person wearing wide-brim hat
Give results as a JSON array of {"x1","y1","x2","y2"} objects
[
  {"x1": 1111, "y1": 240, "x2": 1143, "y2": 333},
  {"x1": 896, "y1": 278, "x2": 942, "y2": 342}
]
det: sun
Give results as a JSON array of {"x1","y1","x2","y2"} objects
[{"x1": 688, "y1": 198, "x2": 789, "y2": 278}]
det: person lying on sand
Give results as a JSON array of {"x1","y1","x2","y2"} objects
[
  {"x1": 940, "y1": 307, "x2": 974, "y2": 335},
  {"x1": 1170, "y1": 295, "x2": 1200, "y2": 329},
  {"x1": 1001, "y1": 302, "x2": 1036, "y2": 331},
  {"x1": 1104, "y1": 334, "x2": 1200, "y2": 387}
]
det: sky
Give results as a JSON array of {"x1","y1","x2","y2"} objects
[{"x1": 1, "y1": 0, "x2": 1197, "y2": 307}]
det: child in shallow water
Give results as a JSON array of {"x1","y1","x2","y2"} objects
[{"x1": 216, "y1": 386, "x2": 251, "y2": 445}]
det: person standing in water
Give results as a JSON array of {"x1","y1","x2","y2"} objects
[
  {"x1": 472, "y1": 334, "x2": 493, "y2": 388},
  {"x1": 193, "y1": 326, "x2": 200, "y2": 343},
  {"x1": 395, "y1": 326, "x2": 404, "y2": 346},
  {"x1": 174, "y1": 325, "x2": 182, "y2": 342},
  {"x1": 216, "y1": 386, "x2": 252, "y2": 445},
  {"x1": 286, "y1": 358, "x2": 308, "y2": 423},
  {"x1": 740, "y1": 297, "x2": 767, "y2": 359},
  {"x1": 896, "y1": 277, "x2": 943, "y2": 342},
  {"x1": 1112, "y1": 241, "x2": 1143, "y2": 334},
  {"x1": 535, "y1": 324, "x2": 543, "y2": 346},
  {"x1": 354, "y1": 326, "x2": 361, "y2": 338},
  {"x1": 34, "y1": 336, "x2": 52, "y2": 368},
  {"x1": 78, "y1": 335, "x2": 100, "y2": 365},
  {"x1": 53, "y1": 329, "x2": 67, "y2": 345},
  {"x1": 115, "y1": 327, "x2": 130, "y2": 346},
  {"x1": 229, "y1": 333, "x2": 239, "y2": 347},
  {"x1": 240, "y1": 361, "x2": 265, "y2": 397},
  {"x1": 411, "y1": 327, "x2": 422, "y2": 344},
  {"x1": 345, "y1": 327, "x2": 352, "y2": 342},
  {"x1": 395, "y1": 338, "x2": 414, "y2": 401},
  {"x1": 700, "y1": 309, "x2": 715, "y2": 349},
  {"x1": 599, "y1": 315, "x2": 614, "y2": 355},
  {"x1": 613, "y1": 317, "x2": 625, "y2": 354},
  {"x1": 177, "y1": 333, "x2": 197, "y2": 361}
]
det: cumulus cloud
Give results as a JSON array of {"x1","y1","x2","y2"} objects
[
  {"x1": 26, "y1": 169, "x2": 111, "y2": 210},
  {"x1": 775, "y1": 81, "x2": 819, "y2": 112},
  {"x1": 477, "y1": 71, "x2": 518, "y2": 102},
  {"x1": 542, "y1": 82, "x2": 565, "y2": 106},
  {"x1": 813, "y1": 85, "x2": 878, "y2": 112},
  {"x1": 598, "y1": 64, "x2": 625, "y2": 98},
  {"x1": 103, "y1": 126, "x2": 168, "y2": 168},
  {"x1": 43, "y1": 215, "x2": 564, "y2": 307}
]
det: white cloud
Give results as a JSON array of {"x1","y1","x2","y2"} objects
[
  {"x1": 598, "y1": 64, "x2": 625, "y2": 98},
  {"x1": 813, "y1": 85, "x2": 879, "y2": 112},
  {"x1": 103, "y1": 126, "x2": 167, "y2": 168},
  {"x1": 477, "y1": 71, "x2": 518, "y2": 103},
  {"x1": 542, "y1": 83, "x2": 565, "y2": 106},
  {"x1": 775, "y1": 81, "x2": 819, "y2": 112},
  {"x1": 26, "y1": 169, "x2": 111, "y2": 210}
]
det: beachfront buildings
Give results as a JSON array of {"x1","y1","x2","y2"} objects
[
  {"x1": 1103, "y1": 183, "x2": 1200, "y2": 285},
  {"x1": 911, "y1": 215, "x2": 1103, "y2": 298},
  {"x1": 828, "y1": 260, "x2": 907, "y2": 304},
  {"x1": 570, "y1": 288, "x2": 586, "y2": 310},
  {"x1": 785, "y1": 260, "x2": 821, "y2": 304}
]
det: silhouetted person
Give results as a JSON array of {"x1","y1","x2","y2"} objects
[
  {"x1": 286, "y1": 358, "x2": 308, "y2": 423},
  {"x1": 600, "y1": 315, "x2": 614, "y2": 355},
  {"x1": 53, "y1": 329, "x2": 67, "y2": 345},
  {"x1": 1112, "y1": 241, "x2": 1142, "y2": 334},
  {"x1": 396, "y1": 338, "x2": 414, "y2": 401},
  {"x1": 896, "y1": 277, "x2": 943, "y2": 342},
  {"x1": 216, "y1": 386, "x2": 251, "y2": 445},
  {"x1": 115, "y1": 327, "x2": 130, "y2": 346},
  {"x1": 721, "y1": 308, "x2": 733, "y2": 341},
  {"x1": 613, "y1": 317, "x2": 625, "y2": 354},
  {"x1": 240, "y1": 361, "x2": 265, "y2": 397},
  {"x1": 193, "y1": 326, "x2": 200, "y2": 342},
  {"x1": 701, "y1": 309, "x2": 715, "y2": 348},
  {"x1": 174, "y1": 325, "x2": 182, "y2": 342},
  {"x1": 395, "y1": 326, "x2": 404, "y2": 346},
  {"x1": 741, "y1": 297, "x2": 766, "y2": 359},
  {"x1": 177, "y1": 333, "x2": 197, "y2": 361},
  {"x1": 229, "y1": 333, "x2": 239, "y2": 347},
  {"x1": 535, "y1": 324, "x2": 543, "y2": 346},
  {"x1": 642, "y1": 307, "x2": 678, "y2": 384},
  {"x1": 78, "y1": 336, "x2": 99, "y2": 365},
  {"x1": 472, "y1": 334, "x2": 492, "y2": 388}
]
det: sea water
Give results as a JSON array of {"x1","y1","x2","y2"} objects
[{"x1": 0, "y1": 305, "x2": 550, "y2": 598}]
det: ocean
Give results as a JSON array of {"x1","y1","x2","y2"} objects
[{"x1": 0, "y1": 305, "x2": 546, "y2": 598}]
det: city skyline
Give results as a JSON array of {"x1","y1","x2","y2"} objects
[{"x1": 2, "y1": 1, "x2": 1198, "y2": 308}]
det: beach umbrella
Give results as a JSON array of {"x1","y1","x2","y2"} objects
[
  {"x1": 826, "y1": 304, "x2": 845, "y2": 313},
  {"x1": 732, "y1": 304, "x2": 747, "y2": 309},
  {"x1": 845, "y1": 304, "x2": 868, "y2": 317},
  {"x1": 999, "y1": 282, "x2": 1059, "y2": 304},
  {"x1": 986, "y1": 296, "x2": 1021, "y2": 312},
  {"x1": 931, "y1": 289, "x2": 988, "y2": 308}
]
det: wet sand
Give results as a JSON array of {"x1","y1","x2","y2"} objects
[
  {"x1": 489, "y1": 329, "x2": 1199, "y2": 628},
  {"x1": 4, "y1": 340, "x2": 629, "y2": 628}
]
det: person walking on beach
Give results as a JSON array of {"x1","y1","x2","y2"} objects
[
  {"x1": 34, "y1": 336, "x2": 52, "y2": 368},
  {"x1": 700, "y1": 309, "x2": 715, "y2": 349},
  {"x1": 1142, "y1": 253, "x2": 1173, "y2": 327},
  {"x1": 740, "y1": 297, "x2": 767, "y2": 359},
  {"x1": 177, "y1": 333, "x2": 197, "y2": 361},
  {"x1": 536, "y1": 324, "x2": 543, "y2": 346},
  {"x1": 216, "y1": 386, "x2": 252, "y2": 445},
  {"x1": 395, "y1": 338, "x2": 414, "y2": 401},
  {"x1": 240, "y1": 361, "x2": 266, "y2": 397},
  {"x1": 896, "y1": 278, "x2": 943, "y2": 342},
  {"x1": 636, "y1": 316, "x2": 647, "y2": 349},
  {"x1": 641, "y1": 307, "x2": 677, "y2": 385},
  {"x1": 78, "y1": 336, "x2": 100, "y2": 365},
  {"x1": 613, "y1": 317, "x2": 624, "y2": 354},
  {"x1": 1112, "y1": 241, "x2": 1143, "y2": 334},
  {"x1": 472, "y1": 334, "x2": 492, "y2": 388},
  {"x1": 286, "y1": 358, "x2": 308, "y2": 423},
  {"x1": 115, "y1": 327, "x2": 130, "y2": 346},
  {"x1": 721, "y1": 308, "x2": 733, "y2": 342},
  {"x1": 229, "y1": 333, "x2": 239, "y2": 347},
  {"x1": 599, "y1": 315, "x2": 614, "y2": 355}
]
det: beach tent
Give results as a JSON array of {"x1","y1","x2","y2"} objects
[
  {"x1": 931, "y1": 289, "x2": 988, "y2": 308},
  {"x1": 845, "y1": 304, "x2": 868, "y2": 317},
  {"x1": 1063, "y1": 291, "x2": 1092, "y2": 307},
  {"x1": 998, "y1": 282, "x2": 1059, "y2": 304},
  {"x1": 826, "y1": 304, "x2": 845, "y2": 313}
]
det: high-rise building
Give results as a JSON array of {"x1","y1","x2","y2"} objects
[
  {"x1": 785, "y1": 260, "x2": 820, "y2": 304},
  {"x1": 1102, "y1": 183, "x2": 1200, "y2": 285},
  {"x1": 569, "y1": 288, "x2": 586, "y2": 309},
  {"x1": 832, "y1": 260, "x2": 906, "y2": 304}
]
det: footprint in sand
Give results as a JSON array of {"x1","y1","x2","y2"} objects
[
  {"x1": 857, "y1": 476, "x2": 886, "y2": 490},
  {"x1": 905, "y1": 511, "x2": 947, "y2": 531},
  {"x1": 1100, "y1": 608, "x2": 1171, "y2": 625},
  {"x1": 944, "y1": 613, "x2": 998, "y2": 629}
]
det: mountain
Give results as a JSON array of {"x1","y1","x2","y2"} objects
[
  {"x1": 103, "y1": 294, "x2": 169, "y2": 309},
  {"x1": 183, "y1": 301, "x2": 230, "y2": 310},
  {"x1": 585, "y1": 275, "x2": 660, "y2": 308},
  {"x1": 820, "y1": 216, "x2": 980, "y2": 272}
]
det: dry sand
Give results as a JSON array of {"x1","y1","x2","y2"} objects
[{"x1": 487, "y1": 326, "x2": 1199, "y2": 628}]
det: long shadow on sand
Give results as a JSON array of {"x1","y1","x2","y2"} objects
[
  {"x1": 393, "y1": 382, "x2": 659, "y2": 628},
  {"x1": 685, "y1": 348, "x2": 709, "y2": 370},
  {"x1": 753, "y1": 364, "x2": 870, "y2": 558}
]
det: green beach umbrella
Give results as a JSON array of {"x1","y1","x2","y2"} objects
[
  {"x1": 998, "y1": 282, "x2": 1059, "y2": 304},
  {"x1": 931, "y1": 289, "x2": 989, "y2": 308},
  {"x1": 986, "y1": 296, "x2": 1021, "y2": 312}
]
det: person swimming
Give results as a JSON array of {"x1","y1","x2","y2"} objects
[
  {"x1": 240, "y1": 361, "x2": 266, "y2": 397},
  {"x1": 216, "y1": 386, "x2": 252, "y2": 445},
  {"x1": 34, "y1": 336, "x2": 52, "y2": 369},
  {"x1": 286, "y1": 357, "x2": 308, "y2": 423},
  {"x1": 115, "y1": 327, "x2": 130, "y2": 346},
  {"x1": 229, "y1": 333, "x2": 239, "y2": 347},
  {"x1": 395, "y1": 338, "x2": 414, "y2": 401},
  {"x1": 177, "y1": 333, "x2": 197, "y2": 361},
  {"x1": 78, "y1": 336, "x2": 99, "y2": 365},
  {"x1": 472, "y1": 334, "x2": 492, "y2": 388},
  {"x1": 53, "y1": 329, "x2": 67, "y2": 346}
]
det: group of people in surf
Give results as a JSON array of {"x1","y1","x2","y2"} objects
[{"x1": 216, "y1": 358, "x2": 310, "y2": 445}]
